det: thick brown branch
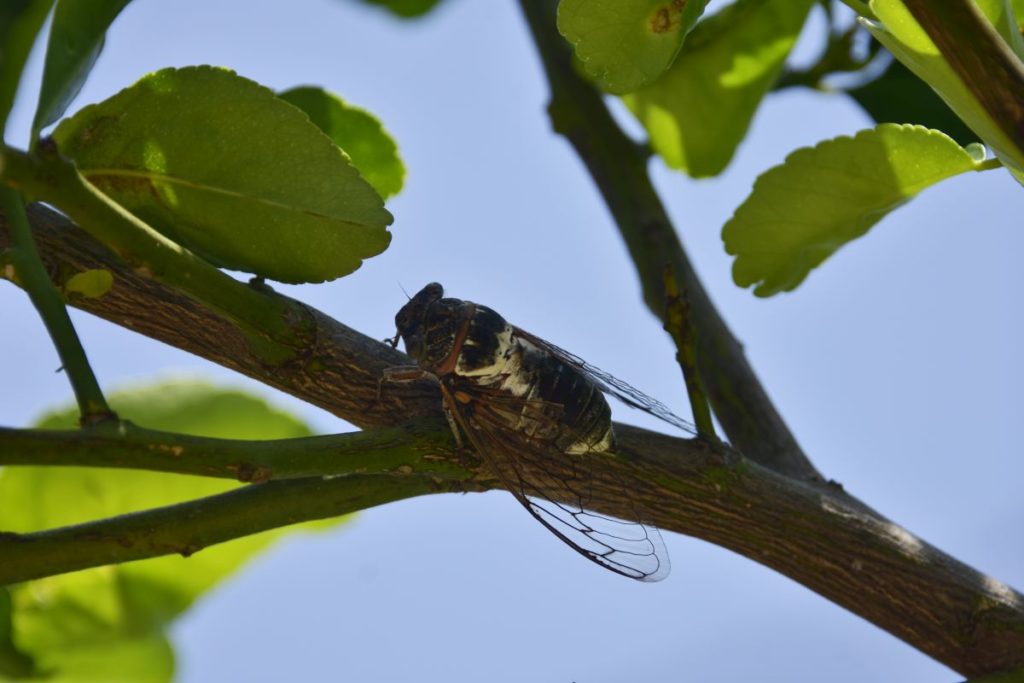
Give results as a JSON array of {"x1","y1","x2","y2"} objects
[
  {"x1": 518, "y1": 0, "x2": 821, "y2": 482},
  {"x1": 2, "y1": 415, "x2": 1023, "y2": 675}
]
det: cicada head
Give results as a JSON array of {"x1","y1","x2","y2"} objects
[{"x1": 393, "y1": 283, "x2": 467, "y2": 373}]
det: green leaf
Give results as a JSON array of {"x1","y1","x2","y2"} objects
[
  {"x1": 1, "y1": 380, "x2": 345, "y2": 683},
  {"x1": 279, "y1": 86, "x2": 405, "y2": 199},
  {"x1": 557, "y1": 0, "x2": 710, "y2": 94},
  {"x1": 352, "y1": 0, "x2": 444, "y2": 18},
  {"x1": 847, "y1": 55, "x2": 979, "y2": 147},
  {"x1": 623, "y1": 0, "x2": 814, "y2": 177},
  {"x1": 862, "y1": 1, "x2": 1024, "y2": 183},
  {"x1": 723, "y1": 124, "x2": 986, "y2": 297},
  {"x1": 0, "y1": 588, "x2": 35, "y2": 679},
  {"x1": 52, "y1": 66, "x2": 393, "y2": 283},
  {"x1": 0, "y1": 0, "x2": 54, "y2": 134},
  {"x1": 30, "y1": 0, "x2": 132, "y2": 142},
  {"x1": 63, "y1": 268, "x2": 113, "y2": 298}
]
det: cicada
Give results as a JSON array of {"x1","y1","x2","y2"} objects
[{"x1": 386, "y1": 283, "x2": 695, "y2": 581}]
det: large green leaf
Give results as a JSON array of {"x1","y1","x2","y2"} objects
[
  {"x1": 30, "y1": 0, "x2": 133, "y2": 142},
  {"x1": 52, "y1": 66, "x2": 393, "y2": 283},
  {"x1": 723, "y1": 124, "x2": 986, "y2": 297},
  {"x1": 557, "y1": 0, "x2": 710, "y2": 94},
  {"x1": 0, "y1": 589, "x2": 34, "y2": 679},
  {"x1": 1, "y1": 380, "x2": 345, "y2": 682},
  {"x1": 0, "y1": 0, "x2": 54, "y2": 134},
  {"x1": 623, "y1": 0, "x2": 813, "y2": 177},
  {"x1": 279, "y1": 86, "x2": 405, "y2": 200},
  {"x1": 863, "y1": 0, "x2": 1024, "y2": 184},
  {"x1": 847, "y1": 55, "x2": 978, "y2": 147}
]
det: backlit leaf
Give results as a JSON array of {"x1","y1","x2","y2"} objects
[
  {"x1": 723, "y1": 124, "x2": 985, "y2": 296},
  {"x1": 623, "y1": 0, "x2": 813, "y2": 177}
]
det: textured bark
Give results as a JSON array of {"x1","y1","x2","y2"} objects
[{"x1": 2, "y1": 206, "x2": 1023, "y2": 675}]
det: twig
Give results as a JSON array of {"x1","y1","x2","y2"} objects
[
  {"x1": 661, "y1": 265, "x2": 715, "y2": 439},
  {"x1": 0, "y1": 474, "x2": 446, "y2": 584},
  {"x1": 0, "y1": 417, "x2": 461, "y2": 481},
  {"x1": 0, "y1": 187, "x2": 112, "y2": 422}
]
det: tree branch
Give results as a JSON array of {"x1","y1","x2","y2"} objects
[
  {"x1": 0, "y1": 144, "x2": 315, "y2": 352},
  {"x1": 1, "y1": 416, "x2": 1023, "y2": 675},
  {"x1": 1, "y1": 203, "x2": 441, "y2": 431},
  {"x1": 517, "y1": 0, "x2": 821, "y2": 482},
  {"x1": 0, "y1": 473, "x2": 449, "y2": 584},
  {"x1": 2, "y1": 206, "x2": 1024, "y2": 674},
  {"x1": 0, "y1": 417, "x2": 462, "y2": 482}
]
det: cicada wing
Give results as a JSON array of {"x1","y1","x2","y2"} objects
[
  {"x1": 512, "y1": 326, "x2": 697, "y2": 436},
  {"x1": 441, "y1": 383, "x2": 670, "y2": 582}
]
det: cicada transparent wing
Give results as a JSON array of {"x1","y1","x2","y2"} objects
[
  {"x1": 440, "y1": 381, "x2": 671, "y2": 582},
  {"x1": 513, "y1": 327, "x2": 698, "y2": 437}
]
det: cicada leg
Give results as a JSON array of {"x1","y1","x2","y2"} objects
[
  {"x1": 437, "y1": 382, "x2": 468, "y2": 451},
  {"x1": 380, "y1": 366, "x2": 473, "y2": 458},
  {"x1": 377, "y1": 364, "x2": 431, "y2": 403}
]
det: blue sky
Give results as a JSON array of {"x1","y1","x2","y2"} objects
[{"x1": 4, "y1": 1, "x2": 1023, "y2": 681}]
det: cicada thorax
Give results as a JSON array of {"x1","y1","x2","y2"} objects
[{"x1": 395, "y1": 286, "x2": 615, "y2": 456}]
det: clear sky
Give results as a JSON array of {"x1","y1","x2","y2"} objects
[{"x1": 4, "y1": 1, "x2": 1023, "y2": 681}]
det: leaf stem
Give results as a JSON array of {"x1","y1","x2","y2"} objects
[
  {"x1": 0, "y1": 185, "x2": 112, "y2": 422},
  {"x1": 976, "y1": 157, "x2": 1004, "y2": 172}
]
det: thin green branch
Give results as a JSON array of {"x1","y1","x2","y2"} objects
[
  {"x1": 0, "y1": 186, "x2": 111, "y2": 422},
  {"x1": 662, "y1": 266, "x2": 716, "y2": 440},
  {"x1": 0, "y1": 417, "x2": 463, "y2": 481},
  {"x1": 0, "y1": 473, "x2": 452, "y2": 585},
  {"x1": 518, "y1": 0, "x2": 821, "y2": 482},
  {"x1": 0, "y1": 144, "x2": 313, "y2": 360}
]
